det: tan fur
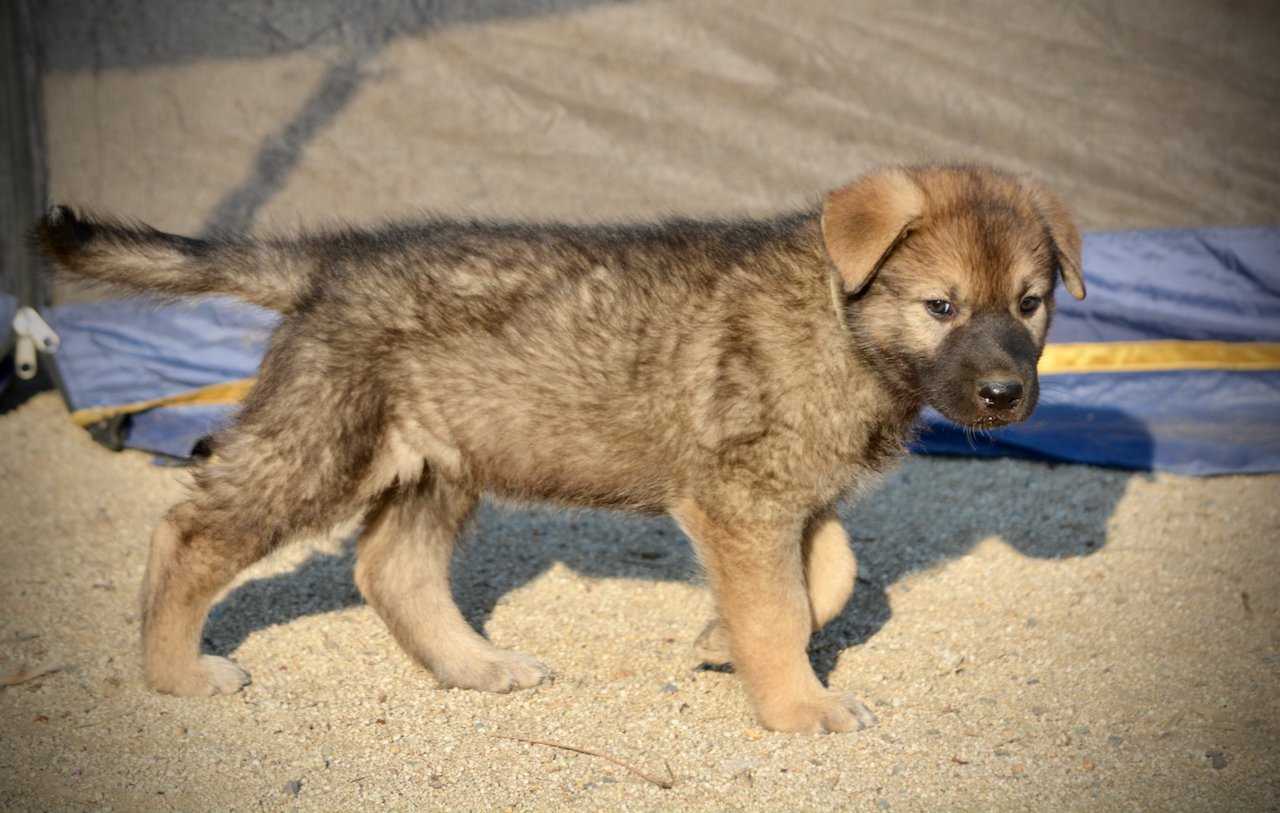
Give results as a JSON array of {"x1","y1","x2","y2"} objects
[
  {"x1": 693, "y1": 509, "x2": 854, "y2": 665},
  {"x1": 804, "y1": 512, "x2": 858, "y2": 629},
  {"x1": 38, "y1": 164, "x2": 1083, "y2": 733},
  {"x1": 822, "y1": 167, "x2": 926, "y2": 294},
  {"x1": 354, "y1": 477, "x2": 548, "y2": 692}
]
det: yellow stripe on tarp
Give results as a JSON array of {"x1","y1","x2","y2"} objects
[
  {"x1": 1040, "y1": 341, "x2": 1280, "y2": 374},
  {"x1": 69, "y1": 379, "x2": 256, "y2": 427},
  {"x1": 66, "y1": 341, "x2": 1280, "y2": 426}
]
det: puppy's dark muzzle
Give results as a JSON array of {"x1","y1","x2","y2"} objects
[
  {"x1": 928, "y1": 313, "x2": 1041, "y2": 427},
  {"x1": 978, "y1": 379, "x2": 1023, "y2": 412}
]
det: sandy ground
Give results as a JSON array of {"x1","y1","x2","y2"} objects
[{"x1": 1, "y1": 389, "x2": 1277, "y2": 811}]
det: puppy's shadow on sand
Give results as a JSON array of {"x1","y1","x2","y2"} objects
[
  {"x1": 204, "y1": 406, "x2": 1152, "y2": 686},
  {"x1": 808, "y1": 406, "x2": 1154, "y2": 682}
]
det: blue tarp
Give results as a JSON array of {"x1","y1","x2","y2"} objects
[
  {"x1": 38, "y1": 227, "x2": 1280, "y2": 474},
  {"x1": 43, "y1": 296, "x2": 275, "y2": 411},
  {"x1": 42, "y1": 297, "x2": 275, "y2": 453}
]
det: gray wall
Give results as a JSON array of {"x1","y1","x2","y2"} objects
[{"x1": 2, "y1": 0, "x2": 47, "y2": 317}]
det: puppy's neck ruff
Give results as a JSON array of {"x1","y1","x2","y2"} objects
[
  {"x1": 818, "y1": 209, "x2": 853, "y2": 339},
  {"x1": 826, "y1": 260, "x2": 852, "y2": 339}
]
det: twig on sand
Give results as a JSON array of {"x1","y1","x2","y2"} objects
[
  {"x1": 0, "y1": 663, "x2": 64, "y2": 687},
  {"x1": 490, "y1": 733, "x2": 674, "y2": 789},
  {"x1": 76, "y1": 710, "x2": 135, "y2": 729}
]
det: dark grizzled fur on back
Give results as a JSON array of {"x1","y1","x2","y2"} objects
[{"x1": 36, "y1": 164, "x2": 1084, "y2": 733}]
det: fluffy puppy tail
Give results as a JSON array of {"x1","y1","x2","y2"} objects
[{"x1": 36, "y1": 206, "x2": 311, "y2": 313}]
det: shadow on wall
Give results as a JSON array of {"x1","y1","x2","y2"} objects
[
  {"x1": 35, "y1": 0, "x2": 631, "y2": 234},
  {"x1": 36, "y1": 0, "x2": 628, "y2": 72},
  {"x1": 202, "y1": 405, "x2": 1153, "y2": 687}
]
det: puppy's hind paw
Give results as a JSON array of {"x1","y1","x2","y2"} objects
[{"x1": 693, "y1": 619, "x2": 733, "y2": 666}]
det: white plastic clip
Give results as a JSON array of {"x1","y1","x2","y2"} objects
[{"x1": 12, "y1": 306, "x2": 60, "y2": 380}]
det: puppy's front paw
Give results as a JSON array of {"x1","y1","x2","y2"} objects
[
  {"x1": 758, "y1": 689, "x2": 878, "y2": 733},
  {"x1": 146, "y1": 654, "x2": 251, "y2": 697},
  {"x1": 435, "y1": 648, "x2": 550, "y2": 693}
]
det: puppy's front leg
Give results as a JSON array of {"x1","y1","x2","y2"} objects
[
  {"x1": 693, "y1": 507, "x2": 857, "y2": 666},
  {"x1": 673, "y1": 498, "x2": 876, "y2": 733}
]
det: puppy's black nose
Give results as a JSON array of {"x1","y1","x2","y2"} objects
[{"x1": 979, "y1": 380, "x2": 1023, "y2": 411}]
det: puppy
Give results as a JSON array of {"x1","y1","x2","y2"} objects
[{"x1": 38, "y1": 164, "x2": 1084, "y2": 732}]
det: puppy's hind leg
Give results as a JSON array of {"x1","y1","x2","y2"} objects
[
  {"x1": 141, "y1": 430, "x2": 367, "y2": 697},
  {"x1": 802, "y1": 510, "x2": 857, "y2": 631},
  {"x1": 355, "y1": 473, "x2": 550, "y2": 693},
  {"x1": 140, "y1": 501, "x2": 258, "y2": 696},
  {"x1": 141, "y1": 335, "x2": 382, "y2": 697}
]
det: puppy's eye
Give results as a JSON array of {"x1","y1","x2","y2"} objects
[
  {"x1": 925, "y1": 300, "x2": 953, "y2": 319},
  {"x1": 1019, "y1": 295, "x2": 1042, "y2": 315}
]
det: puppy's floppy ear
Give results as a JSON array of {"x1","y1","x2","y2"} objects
[
  {"x1": 1021, "y1": 177, "x2": 1086, "y2": 300},
  {"x1": 821, "y1": 167, "x2": 925, "y2": 295}
]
